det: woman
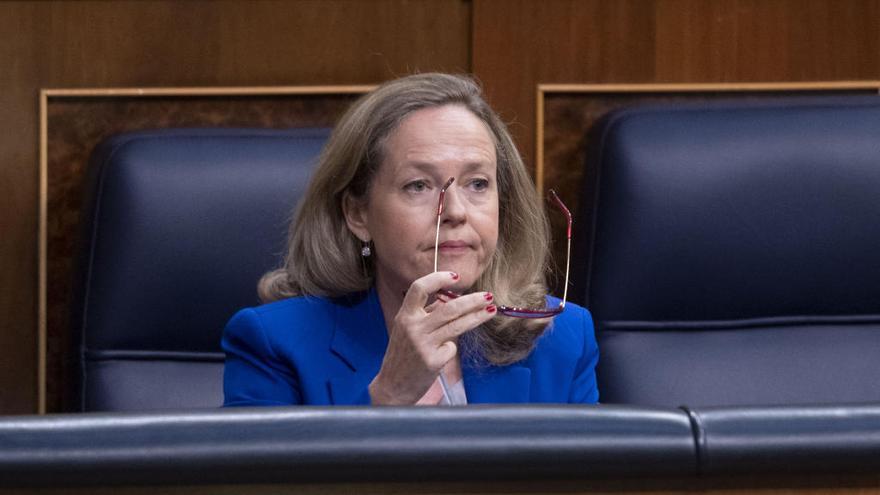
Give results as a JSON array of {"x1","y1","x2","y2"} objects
[{"x1": 222, "y1": 73, "x2": 598, "y2": 406}]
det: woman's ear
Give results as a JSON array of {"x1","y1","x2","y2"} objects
[{"x1": 342, "y1": 191, "x2": 370, "y2": 242}]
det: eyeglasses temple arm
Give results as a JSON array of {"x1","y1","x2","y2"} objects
[
  {"x1": 549, "y1": 189, "x2": 572, "y2": 308},
  {"x1": 434, "y1": 177, "x2": 455, "y2": 273},
  {"x1": 434, "y1": 212, "x2": 442, "y2": 273}
]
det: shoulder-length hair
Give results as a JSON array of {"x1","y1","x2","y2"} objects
[{"x1": 259, "y1": 73, "x2": 552, "y2": 365}]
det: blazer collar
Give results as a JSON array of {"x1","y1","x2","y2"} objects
[
  {"x1": 328, "y1": 288, "x2": 388, "y2": 404},
  {"x1": 329, "y1": 287, "x2": 388, "y2": 371}
]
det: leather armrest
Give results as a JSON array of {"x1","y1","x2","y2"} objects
[
  {"x1": 686, "y1": 403, "x2": 880, "y2": 475},
  {"x1": 0, "y1": 405, "x2": 694, "y2": 486}
]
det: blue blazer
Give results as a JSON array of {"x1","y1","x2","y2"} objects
[{"x1": 222, "y1": 288, "x2": 599, "y2": 406}]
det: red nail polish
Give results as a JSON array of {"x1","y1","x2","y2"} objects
[
  {"x1": 484, "y1": 292, "x2": 494, "y2": 301},
  {"x1": 486, "y1": 305, "x2": 496, "y2": 313},
  {"x1": 451, "y1": 272, "x2": 460, "y2": 280}
]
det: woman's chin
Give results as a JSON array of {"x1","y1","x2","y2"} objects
[{"x1": 446, "y1": 268, "x2": 482, "y2": 292}]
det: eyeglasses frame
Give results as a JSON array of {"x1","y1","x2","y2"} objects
[{"x1": 433, "y1": 177, "x2": 572, "y2": 318}]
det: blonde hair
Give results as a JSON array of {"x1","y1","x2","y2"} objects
[{"x1": 259, "y1": 73, "x2": 552, "y2": 365}]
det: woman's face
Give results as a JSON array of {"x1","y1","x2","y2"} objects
[{"x1": 345, "y1": 104, "x2": 499, "y2": 296}]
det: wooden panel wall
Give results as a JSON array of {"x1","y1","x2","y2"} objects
[
  {"x1": 3, "y1": 0, "x2": 880, "y2": 413},
  {"x1": 472, "y1": 0, "x2": 880, "y2": 170},
  {"x1": 0, "y1": 0, "x2": 470, "y2": 414}
]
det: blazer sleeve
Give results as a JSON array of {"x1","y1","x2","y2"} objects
[
  {"x1": 568, "y1": 307, "x2": 600, "y2": 404},
  {"x1": 221, "y1": 308, "x2": 302, "y2": 406}
]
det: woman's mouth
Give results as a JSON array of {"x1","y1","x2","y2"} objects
[{"x1": 437, "y1": 240, "x2": 471, "y2": 253}]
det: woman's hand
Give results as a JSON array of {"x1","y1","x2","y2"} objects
[{"x1": 368, "y1": 271, "x2": 496, "y2": 405}]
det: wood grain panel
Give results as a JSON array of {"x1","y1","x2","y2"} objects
[
  {"x1": 1, "y1": 0, "x2": 470, "y2": 414},
  {"x1": 654, "y1": 0, "x2": 880, "y2": 82},
  {"x1": 473, "y1": 0, "x2": 880, "y2": 171},
  {"x1": 1, "y1": 474, "x2": 879, "y2": 494},
  {"x1": 473, "y1": 0, "x2": 655, "y2": 171},
  {"x1": 0, "y1": 2, "x2": 41, "y2": 416}
]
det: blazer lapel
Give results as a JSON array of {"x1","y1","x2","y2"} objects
[
  {"x1": 463, "y1": 363, "x2": 531, "y2": 403},
  {"x1": 327, "y1": 288, "x2": 388, "y2": 405}
]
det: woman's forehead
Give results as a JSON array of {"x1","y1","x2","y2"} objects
[{"x1": 382, "y1": 106, "x2": 496, "y2": 172}]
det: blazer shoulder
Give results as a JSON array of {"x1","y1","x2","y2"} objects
[
  {"x1": 548, "y1": 298, "x2": 593, "y2": 332},
  {"x1": 535, "y1": 298, "x2": 596, "y2": 353},
  {"x1": 225, "y1": 295, "x2": 339, "y2": 349},
  {"x1": 249, "y1": 295, "x2": 337, "y2": 322}
]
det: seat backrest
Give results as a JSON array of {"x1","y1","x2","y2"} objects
[
  {"x1": 574, "y1": 96, "x2": 880, "y2": 407},
  {"x1": 71, "y1": 128, "x2": 329, "y2": 411}
]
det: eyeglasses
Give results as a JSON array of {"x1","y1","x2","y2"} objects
[{"x1": 433, "y1": 177, "x2": 571, "y2": 318}]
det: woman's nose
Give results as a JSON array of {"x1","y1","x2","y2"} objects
[{"x1": 440, "y1": 185, "x2": 467, "y2": 225}]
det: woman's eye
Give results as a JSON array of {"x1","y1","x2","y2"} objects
[
  {"x1": 469, "y1": 178, "x2": 490, "y2": 191},
  {"x1": 404, "y1": 180, "x2": 429, "y2": 193}
]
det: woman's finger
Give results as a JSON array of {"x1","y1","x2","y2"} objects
[
  {"x1": 423, "y1": 299, "x2": 443, "y2": 313},
  {"x1": 432, "y1": 302, "x2": 497, "y2": 343},
  {"x1": 426, "y1": 290, "x2": 493, "y2": 329},
  {"x1": 400, "y1": 271, "x2": 460, "y2": 314},
  {"x1": 436, "y1": 340, "x2": 458, "y2": 364}
]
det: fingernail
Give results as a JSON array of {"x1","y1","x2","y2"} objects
[
  {"x1": 484, "y1": 292, "x2": 493, "y2": 301},
  {"x1": 486, "y1": 305, "x2": 497, "y2": 313},
  {"x1": 450, "y1": 272, "x2": 460, "y2": 280}
]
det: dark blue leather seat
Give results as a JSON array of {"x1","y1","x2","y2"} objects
[
  {"x1": 71, "y1": 128, "x2": 329, "y2": 411},
  {"x1": 574, "y1": 96, "x2": 880, "y2": 407}
]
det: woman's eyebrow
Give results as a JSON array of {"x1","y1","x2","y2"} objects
[
  {"x1": 460, "y1": 161, "x2": 495, "y2": 173},
  {"x1": 399, "y1": 160, "x2": 494, "y2": 173}
]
